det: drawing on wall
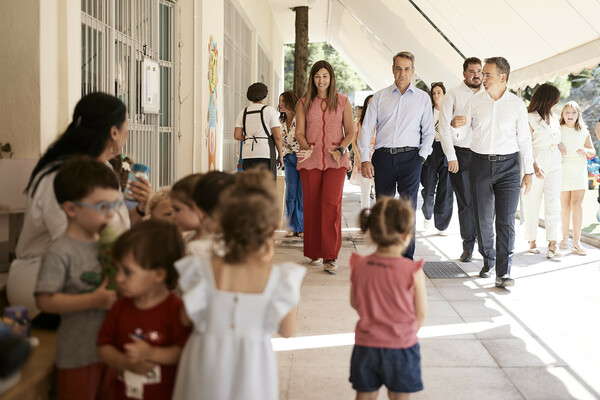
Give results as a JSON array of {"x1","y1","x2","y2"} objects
[{"x1": 207, "y1": 35, "x2": 219, "y2": 171}]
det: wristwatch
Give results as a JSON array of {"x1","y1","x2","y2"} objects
[{"x1": 337, "y1": 147, "x2": 346, "y2": 155}]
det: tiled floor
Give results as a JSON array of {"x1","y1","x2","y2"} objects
[{"x1": 272, "y1": 182, "x2": 600, "y2": 400}]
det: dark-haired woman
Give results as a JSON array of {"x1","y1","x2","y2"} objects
[
  {"x1": 295, "y1": 60, "x2": 355, "y2": 274},
  {"x1": 234, "y1": 82, "x2": 283, "y2": 179},
  {"x1": 420, "y1": 82, "x2": 453, "y2": 235},
  {"x1": 352, "y1": 94, "x2": 375, "y2": 210},
  {"x1": 279, "y1": 90, "x2": 304, "y2": 237},
  {"x1": 522, "y1": 83, "x2": 563, "y2": 258},
  {"x1": 7, "y1": 92, "x2": 151, "y2": 318}
]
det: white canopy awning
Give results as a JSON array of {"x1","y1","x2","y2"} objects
[{"x1": 270, "y1": 0, "x2": 600, "y2": 92}]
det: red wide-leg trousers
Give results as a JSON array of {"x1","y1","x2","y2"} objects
[{"x1": 299, "y1": 167, "x2": 346, "y2": 260}]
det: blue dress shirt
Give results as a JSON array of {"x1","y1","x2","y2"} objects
[{"x1": 359, "y1": 83, "x2": 435, "y2": 162}]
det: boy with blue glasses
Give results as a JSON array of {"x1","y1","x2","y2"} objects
[{"x1": 35, "y1": 156, "x2": 121, "y2": 400}]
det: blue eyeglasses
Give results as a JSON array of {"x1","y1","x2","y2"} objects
[{"x1": 73, "y1": 199, "x2": 122, "y2": 216}]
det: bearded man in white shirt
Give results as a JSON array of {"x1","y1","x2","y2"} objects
[
  {"x1": 439, "y1": 57, "x2": 483, "y2": 263},
  {"x1": 461, "y1": 57, "x2": 533, "y2": 288}
]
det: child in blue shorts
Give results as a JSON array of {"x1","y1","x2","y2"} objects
[{"x1": 349, "y1": 197, "x2": 427, "y2": 400}]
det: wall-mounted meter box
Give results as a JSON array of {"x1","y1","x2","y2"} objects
[{"x1": 142, "y1": 58, "x2": 160, "y2": 114}]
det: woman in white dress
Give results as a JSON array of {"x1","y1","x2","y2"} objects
[
  {"x1": 559, "y1": 101, "x2": 596, "y2": 255},
  {"x1": 173, "y1": 169, "x2": 306, "y2": 400},
  {"x1": 522, "y1": 84, "x2": 563, "y2": 258}
]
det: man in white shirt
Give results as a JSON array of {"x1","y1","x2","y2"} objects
[
  {"x1": 359, "y1": 51, "x2": 435, "y2": 259},
  {"x1": 439, "y1": 57, "x2": 483, "y2": 263},
  {"x1": 461, "y1": 57, "x2": 533, "y2": 288}
]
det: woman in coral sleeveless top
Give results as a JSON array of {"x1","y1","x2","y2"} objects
[{"x1": 295, "y1": 60, "x2": 355, "y2": 274}]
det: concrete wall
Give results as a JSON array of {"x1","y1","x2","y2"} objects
[
  {"x1": 0, "y1": 0, "x2": 285, "y2": 264},
  {"x1": 0, "y1": 0, "x2": 80, "y2": 161},
  {"x1": 177, "y1": 0, "x2": 226, "y2": 177},
  {"x1": 0, "y1": 0, "x2": 283, "y2": 179},
  {"x1": 0, "y1": 1, "x2": 41, "y2": 158},
  {"x1": 237, "y1": 0, "x2": 284, "y2": 100},
  {"x1": 176, "y1": 0, "x2": 284, "y2": 177}
]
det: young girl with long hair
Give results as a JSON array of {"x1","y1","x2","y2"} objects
[{"x1": 559, "y1": 101, "x2": 596, "y2": 255}]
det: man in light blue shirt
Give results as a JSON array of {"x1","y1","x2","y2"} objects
[{"x1": 359, "y1": 51, "x2": 434, "y2": 259}]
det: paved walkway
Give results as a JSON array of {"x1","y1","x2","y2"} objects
[{"x1": 273, "y1": 182, "x2": 600, "y2": 400}]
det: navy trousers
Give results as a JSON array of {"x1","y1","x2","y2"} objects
[
  {"x1": 449, "y1": 147, "x2": 477, "y2": 252},
  {"x1": 372, "y1": 148, "x2": 422, "y2": 260},
  {"x1": 420, "y1": 141, "x2": 454, "y2": 231},
  {"x1": 470, "y1": 152, "x2": 520, "y2": 277}
]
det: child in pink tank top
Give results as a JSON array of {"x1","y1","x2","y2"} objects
[{"x1": 349, "y1": 197, "x2": 427, "y2": 399}]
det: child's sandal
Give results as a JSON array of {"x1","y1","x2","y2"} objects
[{"x1": 572, "y1": 242, "x2": 587, "y2": 256}]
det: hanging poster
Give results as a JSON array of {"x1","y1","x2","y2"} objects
[{"x1": 207, "y1": 36, "x2": 219, "y2": 171}]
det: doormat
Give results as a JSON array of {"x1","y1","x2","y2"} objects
[{"x1": 423, "y1": 261, "x2": 469, "y2": 279}]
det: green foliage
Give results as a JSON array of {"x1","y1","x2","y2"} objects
[
  {"x1": 553, "y1": 76, "x2": 571, "y2": 100},
  {"x1": 517, "y1": 75, "x2": 572, "y2": 107},
  {"x1": 284, "y1": 42, "x2": 370, "y2": 95},
  {"x1": 568, "y1": 69, "x2": 595, "y2": 89},
  {"x1": 415, "y1": 79, "x2": 429, "y2": 93}
]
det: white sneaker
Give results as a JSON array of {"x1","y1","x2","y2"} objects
[
  {"x1": 438, "y1": 230, "x2": 448, "y2": 236},
  {"x1": 423, "y1": 219, "x2": 432, "y2": 231},
  {"x1": 323, "y1": 260, "x2": 338, "y2": 274}
]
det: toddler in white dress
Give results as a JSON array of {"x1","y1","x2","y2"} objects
[{"x1": 173, "y1": 169, "x2": 306, "y2": 400}]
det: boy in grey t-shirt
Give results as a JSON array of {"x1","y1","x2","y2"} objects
[{"x1": 35, "y1": 156, "x2": 120, "y2": 400}]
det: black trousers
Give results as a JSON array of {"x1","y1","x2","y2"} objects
[
  {"x1": 243, "y1": 158, "x2": 275, "y2": 180},
  {"x1": 470, "y1": 152, "x2": 520, "y2": 277},
  {"x1": 420, "y1": 141, "x2": 454, "y2": 231},
  {"x1": 449, "y1": 147, "x2": 477, "y2": 252},
  {"x1": 372, "y1": 148, "x2": 422, "y2": 260}
]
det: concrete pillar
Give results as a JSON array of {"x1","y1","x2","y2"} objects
[
  {"x1": 293, "y1": 6, "x2": 308, "y2": 98},
  {"x1": 0, "y1": 0, "x2": 80, "y2": 159}
]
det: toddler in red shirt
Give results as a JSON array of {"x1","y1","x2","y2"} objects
[
  {"x1": 98, "y1": 220, "x2": 190, "y2": 400},
  {"x1": 349, "y1": 197, "x2": 427, "y2": 400}
]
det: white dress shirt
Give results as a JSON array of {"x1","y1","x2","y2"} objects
[
  {"x1": 439, "y1": 82, "x2": 482, "y2": 161},
  {"x1": 359, "y1": 83, "x2": 434, "y2": 162},
  {"x1": 462, "y1": 89, "x2": 534, "y2": 174}
]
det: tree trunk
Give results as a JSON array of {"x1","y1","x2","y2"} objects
[{"x1": 293, "y1": 6, "x2": 309, "y2": 99}]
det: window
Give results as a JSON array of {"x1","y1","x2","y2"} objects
[
  {"x1": 223, "y1": 0, "x2": 252, "y2": 172},
  {"x1": 257, "y1": 44, "x2": 272, "y2": 105},
  {"x1": 81, "y1": 0, "x2": 177, "y2": 189}
]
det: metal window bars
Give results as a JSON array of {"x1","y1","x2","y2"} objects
[
  {"x1": 81, "y1": 0, "x2": 177, "y2": 190},
  {"x1": 222, "y1": 0, "x2": 254, "y2": 172}
]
